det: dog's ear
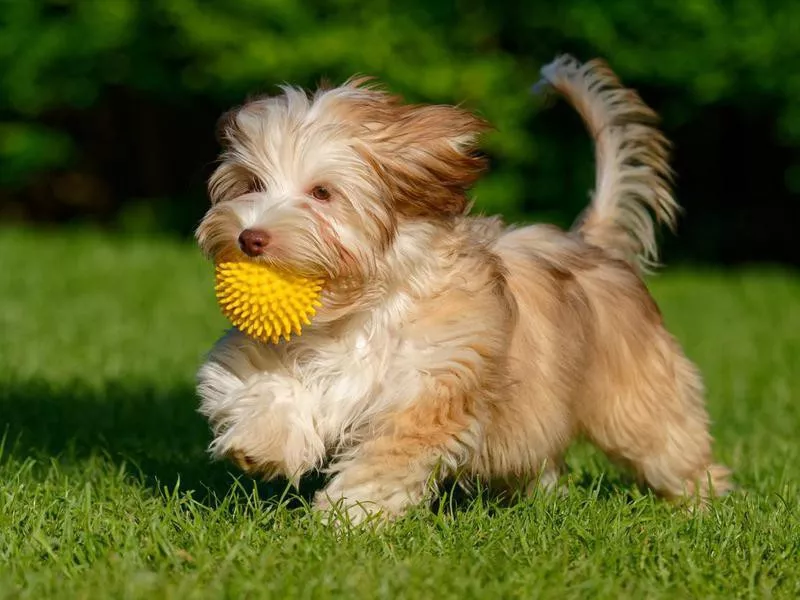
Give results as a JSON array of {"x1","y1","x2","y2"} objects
[
  {"x1": 333, "y1": 81, "x2": 490, "y2": 217},
  {"x1": 215, "y1": 108, "x2": 240, "y2": 148},
  {"x1": 375, "y1": 104, "x2": 490, "y2": 217}
]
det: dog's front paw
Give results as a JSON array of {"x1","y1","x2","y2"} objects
[
  {"x1": 207, "y1": 376, "x2": 325, "y2": 483},
  {"x1": 216, "y1": 419, "x2": 324, "y2": 483},
  {"x1": 312, "y1": 470, "x2": 425, "y2": 527},
  {"x1": 312, "y1": 486, "x2": 389, "y2": 528}
]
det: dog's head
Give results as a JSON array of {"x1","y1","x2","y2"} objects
[{"x1": 196, "y1": 78, "x2": 489, "y2": 281}]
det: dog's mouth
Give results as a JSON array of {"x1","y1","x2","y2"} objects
[
  {"x1": 214, "y1": 244, "x2": 336, "y2": 283},
  {"x1": 257, "y1": 254, "x2": 330, "y2": 280}
]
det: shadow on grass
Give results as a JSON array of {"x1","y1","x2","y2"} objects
[
  {"x1": 0, "y1": 378, "x2": 326, "y2": 508},
  {"x1": 0, "y1": 379, "x2": 642, "y2": 516}
]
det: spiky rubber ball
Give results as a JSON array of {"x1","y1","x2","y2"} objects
[{"x1": 215, "y1": 261, "x2": 323, "y2": 344}]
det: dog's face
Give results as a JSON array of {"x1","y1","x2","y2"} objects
[{"x1": 196, "y1": 79, "x2": 489, "y2": 281}]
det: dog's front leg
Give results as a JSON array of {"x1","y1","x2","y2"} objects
[
  {"x1": 312, "y1": 282, "x2": 511, "y2": 526},
  {"x1": 197, "y1": 331, "x2": 325, "y2": 483},
  {"x1": 313, "y1": 376, "x2": 485, "y2": 526}
]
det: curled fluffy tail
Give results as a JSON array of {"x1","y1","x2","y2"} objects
[{"x1": 536, "y1": 55, "x2": 679, "y2": 271}]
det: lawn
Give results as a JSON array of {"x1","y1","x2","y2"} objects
[{"x1": 1, "y1": 227, "x2": 798, "y2": 599}]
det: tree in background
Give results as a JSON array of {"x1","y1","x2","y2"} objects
[{"x1": 1, "y1": 0, "x2": 797, "y2": 263}]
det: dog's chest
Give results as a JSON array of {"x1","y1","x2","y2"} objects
[{"x1": 289, "y1": 297, "x2": 425, "y2": 438}]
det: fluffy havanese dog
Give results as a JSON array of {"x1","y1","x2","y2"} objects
[{"x1": 195, "y1": 56, "x2": 731, "y2": 524}]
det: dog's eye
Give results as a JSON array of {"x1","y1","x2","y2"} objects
[{"x1": 310, "y1": 185, "x2": 331, "y2": 202}]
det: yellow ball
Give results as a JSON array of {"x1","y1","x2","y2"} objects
[{"x1": 214, "y1": 261, "x2": 324, "y2": 344}]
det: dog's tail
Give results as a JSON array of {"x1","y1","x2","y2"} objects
[{"x1": 535, "y1": 55, "x2": 679, "y2": 271}]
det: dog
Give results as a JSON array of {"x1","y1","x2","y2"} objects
[{"x1": 195, "y1": 55, "x2": 732, "y2": 524}]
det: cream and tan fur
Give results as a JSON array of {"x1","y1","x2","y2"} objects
[{"x1": 195, "y1": 56, "x2": 732, "y2": 524}]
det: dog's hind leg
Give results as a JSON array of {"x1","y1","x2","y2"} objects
[{"x1": 578, "y1": 327, "x2": 732, "y2": 504}]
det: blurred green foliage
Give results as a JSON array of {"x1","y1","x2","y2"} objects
[{"x1": 0, "y1": 0, "x2": 798, "y2": 262}]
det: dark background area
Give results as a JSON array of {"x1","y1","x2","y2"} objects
[{"x1": 2, "y1": 0, "x2": 798, "y2": 265}]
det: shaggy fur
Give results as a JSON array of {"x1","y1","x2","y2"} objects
[{"x1": 195, "y1": 55, "x2": 732, "y2": 524}]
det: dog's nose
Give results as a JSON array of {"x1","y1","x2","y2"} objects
[{"x1": 238, "y1": 229, "x2": 270, "y2": 257}]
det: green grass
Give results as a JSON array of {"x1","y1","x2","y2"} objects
[{"x1": 1, "y1": 227, "x2": 799, "y2": 599}]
